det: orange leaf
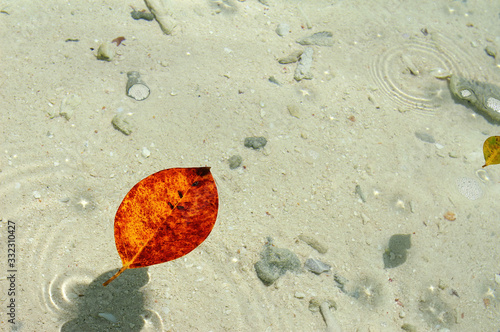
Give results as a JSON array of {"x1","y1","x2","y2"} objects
[
  {"x1": 103, "y1": 167, "x2": 218, "y2": 286},
  {"x1": 482, "y1": 136, "x2": 500, "y2": 168}
]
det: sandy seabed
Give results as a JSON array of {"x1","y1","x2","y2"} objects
[{"x1": 1, "y1": 0, "x2": 500, "y2": 331}]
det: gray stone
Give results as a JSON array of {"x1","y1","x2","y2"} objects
[
  {"x1": 111, "y1": 114, "x2": 133, "y2": 135},
  {"x1": 294, "y1": 47, "x2": 313, "y2": 81},
  {"x1": 228, "y1": 155, "x2": 242, "y2": 169},
  {"x1": 244, "y1": 136, "x2": 267, "y2": 149},
  {"x1": 275, "y1": 23, "x2": 290, "y2": 37},
  {"x1": 449, "y1": 75, "x2": 500, "y2": 123},
  {"x1": 298, "y1": 234, "x2": 328, "y2": 254},
  {"x1": 415, "y1": 131, "x2": 435, "y2": 143},
  {"x1": 278, "y1": 50, "x2": 303, "y2": 64},
  {"x1": 297, "y1": 31, "x2": 334, "y2": 47},
  {"x1": 304, "y1": 258, "x2": 330, "y2": 275},
  {"x1": 383, "y1": 234, "x2": 411, "y2": 269},
  {"x1": 254, "y1": 242, "x2": 301, "y2": 286}
]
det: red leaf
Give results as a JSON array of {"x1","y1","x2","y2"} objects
[{"x1": 103, "y1": 167, "x2": 219, "y2": 286}]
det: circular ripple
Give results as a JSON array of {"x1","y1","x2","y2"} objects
[{"x1": 371, "y1": 33, "x2": 478, "y2": 114}]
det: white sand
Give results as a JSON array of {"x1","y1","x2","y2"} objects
[{"x1": 1, "y1": 0, "x2": 500, "y2": 330}]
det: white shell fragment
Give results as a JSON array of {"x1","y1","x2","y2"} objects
[
  {"x1": 126, "y1": 71, "x2": 150, "y2": 101},
  {"x1": 141, "y1": 147, "x2": 151, "y2": 158},
  {"x1": 98, "y1": 312, "x2": 117, "y2": 323},
  {"x1": 430, "y1": 67, "x2": 451, "y2": 79}
]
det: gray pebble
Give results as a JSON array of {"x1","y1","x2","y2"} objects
[
  {"x1": 254, "y1": 242, "x2": 301, "y2": 286},
  {"x1": 298, "y1": 234, "x2": 328, "y2": 254},
  {"x1": 294, "y1": 47, "x2": 314, "y2": 81},
  {"x1": 296, "y1": 31, "x2": 334, "y2": 47},
  {"x1": 415, "y1": 131, "x2": 435, "y2": 143},
  {"x1": 228, "y1": 155, "x2": 242, "y2": 169},
  {"x1": 485, "y1": 45, "x2": 497, "y2": 58},
  {"x1": 304, "y1": 258, "x2": 331, "y2": 275},
  {"x1": 111, "y1": 114, "x2": 133, "y2": 135},
  {"x1": 383, "y1": 234, "x2": 411, "y2": 269},
  {"x1": 96, "y1": 42, "x2": 115, "y2": 62},
  {"x1": 244, "y1": 136, "x2": 267, "y2": 149},
  {"x1": 355, "y1": 184, "x2": 366, "y2": 203},
  {"x1": 449, "y1": 75, "x2": 500, "y2": 123},
  {"x1": 275, "y1": 23, "x2": 290, "y2": 37},
  {"x1": 278, "y1": 50, "x2": 303, "y2": 64},
  {"x1": 131, "y1": 8, "x2": 154, "y2": 21}
]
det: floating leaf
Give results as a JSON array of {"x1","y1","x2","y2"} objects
[
  {"x1": 482, "y1": 136, "x2": 500, "y2": 168},
  {"x1": 103, "y1": 167, "x2": 218, "y2": 286}
]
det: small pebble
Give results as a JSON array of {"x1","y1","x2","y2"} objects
[
  {"x1": 287, "y1": 104, "x2": 300, "y2": 118},
  {"x1": 141, "y1": 147, "x2": 151, "y2": 158},
  {"x1": 131, "y1": 8, "x2": 154, "y2": 21},
  {"x1": 294, "y1": 292, "x2": 306, "y2": 299},
  {"x1": 298, "y1": 234, "x2": 328, "y2": 254},
  {"x1": 355, "y1": 184, "x2": 366, "y2": 203},
  {"x1": 112, "y1": 114, "x2": 133, "y2": 135},
  {"x1": 228, "y1": 155, "x2": 242, "y2": 169},
  {"x1": 415, "y1": 131, "x2": 435, "y2": 143},
  {"x1": 275, "y1": 23, "x2": 290, "y2": 37},
  {"x1": 294, "y1": 47, "x2": 314, "y2": 81},
  {"x1": 278, "y1": 50, "x2": 303, "y2": 64},
  {"x1": 297, "y1": 31, "x2": 334, "y2": 47},
  {"x1": 485, "y1": 45, "x2": 497, "y2": 58},
  {"x1": 96, "y1": 42, "x2": 115, "y2": 61},
  {"x1": 244, "y1": 136, "x2": 267, "y2": 150},
  {"x1": 33, "y1": 191, "x2": 41, "y2": 199},
  {"x1": 98, "y1": 312, "x2": 117, "y2": 323},
  {"x1": 304, "y1": 258, "x2": 331, "y2": 275},
  {"x1": 254, "y1": 241, "x2": 301, "y2": 286}
]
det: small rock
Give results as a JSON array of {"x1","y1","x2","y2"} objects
[
  {"x1": 294, "y1": 47, "x2": 314, "y2": 81},
  {"x1": 33, "y1": 191, "x2": 41, "y2": 199},
  {"x1": 298, "y1": 234, "x2": 328, "y2": 254},
  {"x1": 297, "y1": 31, "x2": 334, "y2": 47},
  {"x1": 228, "y1": 155, "x2": 242, "y2": 169},
  {"x1": 415, "y1": 131, "x2": 435, "y2": 143},
  {"x1": 401, "y1": 323, "x2": 417, "y2": 332},
  {"x1": 112, "y1": 114, "x2": 133, "y2": 135},
  {"x1": 244, "y1": 136, "x2": 267, "y2": 150},
  {"x1": 485, "y1": 45, "x2": 497, "y2": 58},
  {"x1": 287, "y1": 104, "x2": 300, "y2": 118},
  {"x1": 141, "y1": 147, "x2": 151, "y2": 158},
  {"x1": 383, "y1": 234, "x2": 411, "y2": 269},
  {"x1": 275, "y1": 23, "x2": 290, "y2": 37},
  {"x1": 98, "y1": 312, "x2": 117, "y2": 323},
  {"x1": 96, "y1": 42, "x2": 115, "y2": 61},
  {"x1": 254, "y1": 240, "x2": 301, "y2": 286},
  {"x1": 294, "y1": 292, "x2": 306, "y2": 299},
  {"x1": 278, "y1": 50, "x2": 303, "y2": 64},
  {"x1": 304, "y1": 258, "x2": 331, "y2": 275}
]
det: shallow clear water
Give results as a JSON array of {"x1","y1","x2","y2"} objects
[{"x1": 1, "y1": 0, "x2": 500, "y2": 331}]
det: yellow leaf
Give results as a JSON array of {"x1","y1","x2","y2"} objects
[{"x1": 482, "y1": 136, "x2": 500, "y2": 167}]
